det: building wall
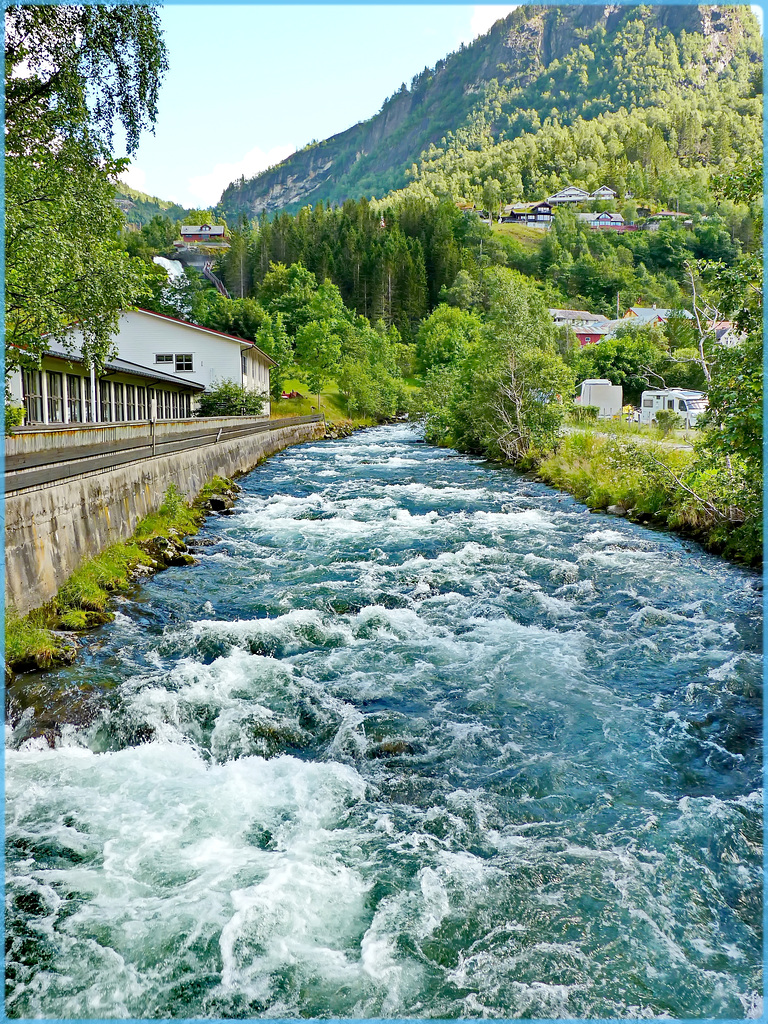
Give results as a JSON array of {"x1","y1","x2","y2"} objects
[
  {"x1": 111, "y1": 311, "x2": 246, "y2": 389},
  {"x1": 64, "y1": 311, "x2": 271, "y2": 401}
]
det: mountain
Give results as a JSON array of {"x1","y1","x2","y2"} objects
[
  {"x1": 115, "y1": 183, "x2": 196, "y2": 227},
  {"x1": 218, "y1": 4, "x2": 761, "y2": 219}
]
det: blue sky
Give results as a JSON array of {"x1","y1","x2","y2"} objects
[{"x1": 120, "y1": 3, "x2": 764, "y2": 210}]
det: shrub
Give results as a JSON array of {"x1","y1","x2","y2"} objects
[
  {"x1": 655, "y1": 409, "x2": 684, "y2": 435},
  {"x1": 5, "y1": 405, "x2": 24, "y2": 435},
  {"x1": 569, "y1": 403, "x2": 600, "y2": 424},
  {"x1": 198, "y1": 380, "x2": 267, "y2": 417}
]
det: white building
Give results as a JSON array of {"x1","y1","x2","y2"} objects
[
  {"x1": 591, "y1": 185, "x2": 617, "y2": 199},
  {"x1": 68, "y1": 309, "x2": 275, "y2": 413},
  {"x1": 9, "y1": 308, "x2": 277, "y2": 425},
  {"x1": 575, "y1": 379, "x2": 623, "y2": 419},
  {"x1": 639, "y1": 388, "x2": 708, "y2": 428},
  {"x1": 547, "y1": 186, "x2": 591, "y2": 204},
  {"x1": 7, "y1": 346, "x2": 205, "y2": 426}
]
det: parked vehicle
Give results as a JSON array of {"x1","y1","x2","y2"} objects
[
  {"x1": 575, "y1": 378, "x2": 623, "y2": 419},
  {"x1": 639, "y1": 388, "x2": 708, "y2": 428}
]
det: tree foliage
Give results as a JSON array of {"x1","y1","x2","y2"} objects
[
  {"x1": 5, "y1": 4, "x2": 168, "y2": 373},
  {"x1": 197, "y1": 380, "x2": 267, "y2": 417},
  {"x1": 421, "y1": 269, "x2": 574, "y2": 462}
]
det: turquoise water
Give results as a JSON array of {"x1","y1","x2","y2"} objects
[{"x1": 5, "y1": 425, "x2": 762, "y2": 1018}]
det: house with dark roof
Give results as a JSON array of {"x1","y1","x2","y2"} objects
[
  {"x1": 578, "y1": 211, "x2": 631, "y2": 230},
  {"x1": 500, "y1": 201, "x2": 553, "y2": 224}
]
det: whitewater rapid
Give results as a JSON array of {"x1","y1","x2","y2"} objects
[{"x1": 6, "y1": 424, "x2": 762, "y2": 1018}]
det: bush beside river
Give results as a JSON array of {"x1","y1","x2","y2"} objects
[{"x1": 536, "y1": 429, "x2": 762, "y2": 567}]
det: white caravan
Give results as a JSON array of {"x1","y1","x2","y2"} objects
[
  {"x1": 576, "y1": 378, "x2": 623, "y2": 419},
  {"x1": 639, "y1": 388, "x2": 708, "y2": 428}
]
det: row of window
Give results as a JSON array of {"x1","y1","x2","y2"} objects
[
  {"x1": 155, "y1": 353, "x2": 194, "y2": 372},
  {"x1": 22, "y1": 370, "x2": 193, "y2": 425}
]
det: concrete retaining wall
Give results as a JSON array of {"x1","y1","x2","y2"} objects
[{"x1": 5, "y1": 418, "x2": 325, "y2": 617}]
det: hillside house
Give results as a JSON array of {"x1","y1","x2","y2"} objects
[
  {"x1": 7, "y1": 347, "x2": 204, "y2": 426},
  {"x1": 578, "y1": 211, "x2": 630, "y2": 230},
  {"x1": 710, "y1": 320, "x2": 746, "y2": 347},
  {"x1": 574, "y1": 324, "x2": 611, "y2": 347},
  {"x1": 180, "y1": 224, "x2": 227, "y2": 243},
  {"x1": 547, "y1": 186, "x2": 591, "y2": 204},
  {"x1": 644, "y1": 211, "x2": 692, "y2": 231},
  {"x1": 501, "y1": 201, "x2": 553, "y2": 224},
  {"x1": 623, "y1": 306, "x2": 694, "y2": 325},
  {"x1": 549, "y1": 308, "x2": 608, "y2": 328},
  {"x1": 591, "y1": 185, "x2": 617, "y2": 200}
]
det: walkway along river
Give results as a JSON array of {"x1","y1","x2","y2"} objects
[{"x1": 5, "y1": 425, "x2": 762, "y2": 1018}]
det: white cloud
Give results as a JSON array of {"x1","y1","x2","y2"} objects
[
  {"x1": 750, "y1": 4, "x2": 763, "y2": 33},
  {"x1": 118, "y1": 162, "x2": 147, "y2": 192},
  {"x1": 465, "y1": 5, "x2": 519, "y2": 43},
  {"x1": 187, "y1": 144, "x2": 296, "y2": 208}
]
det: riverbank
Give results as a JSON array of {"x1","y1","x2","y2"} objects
[
  {"x1": 535, "y1": 429, "x2": 761, "y2": 568},
  {"x1": 4, "y1": 477, "x2": 239, "y2": 675}
]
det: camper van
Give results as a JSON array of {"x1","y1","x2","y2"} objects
[
  {"x1": 575, "y1": 379, "x2": 623, "y2": 419},
  {"x1": 639, "y1": 388, "x2": 707, "y2": 428}
]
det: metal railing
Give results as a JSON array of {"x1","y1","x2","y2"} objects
[{"x1": 5, "y1": 414, "x2": 323, "y2": 493}]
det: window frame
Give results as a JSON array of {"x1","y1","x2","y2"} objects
[
  {"x1": 47, "y1": 371, "x2": 64, "y2": 423},
  {"x1": 67, "y1": 374, "x2": 82, "y2": 422}
]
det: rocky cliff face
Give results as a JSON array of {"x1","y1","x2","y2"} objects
[{"x1": 219, "y1": 4, "x2": 759, "y2": 219}]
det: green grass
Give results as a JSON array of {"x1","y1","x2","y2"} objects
[
  {"x1": 195, "y1": 476, "x2": 237, "y2": 504},
  {"x1": 491, "y1": 222, "x2": 547, "y2": 249},
  {"x1": 4, "y1": 610, "x2": 70, "y2": 670},
  {"x1": 271, "y1": 378, "x2": 372, "y2": 426},
  {"x1": 536, "y1": 429, "x2": 760, "y2": 566},
  {"x1": 566, "y1": 418, "x2": 698, "y2": 445},
  {"x1": 56, "y1": 541, "x2": 154, "y2": 612},
  {"x1": 539, "y1": 431, "x2": 693, "y2": 517}
]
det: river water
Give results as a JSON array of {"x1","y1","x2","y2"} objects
[{"x1": 5, "y1": 425, "x2": 763, "y2": 1019}]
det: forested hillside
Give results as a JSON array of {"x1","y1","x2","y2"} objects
[
  {"x1": 115, "y1": 183, "x2": 195, "y2": 227},
  {"x1": 219, "y1": 4, "x2": 760, "y2": 218},
  {"x1": 120, "y1": 4, "x2": 761, "y2": 563}
]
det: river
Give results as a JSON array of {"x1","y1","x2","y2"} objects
[{"x1": 5, "y1": 424, "x2": 762, "y2": 1018}]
